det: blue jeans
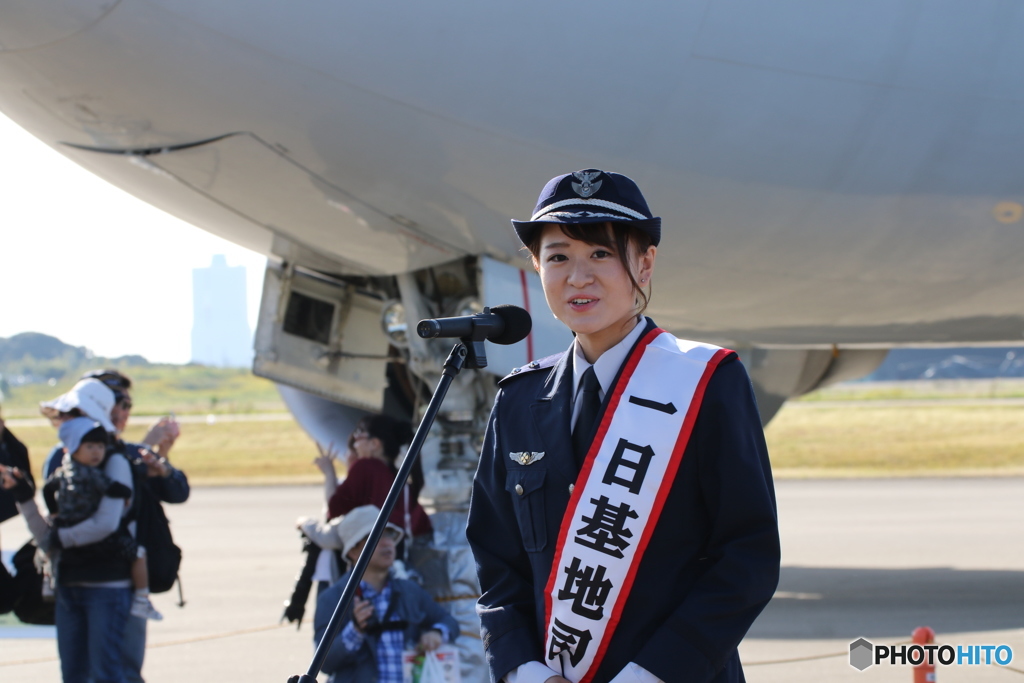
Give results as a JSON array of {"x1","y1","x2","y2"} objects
[
  {"x1": 55, "y1": 585, "x2": 131, "y2": 683},
  {"x1": 122, "y1": 614, "x2": 146, "y2": 683}
]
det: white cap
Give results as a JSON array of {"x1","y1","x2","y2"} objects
[{"x1": 40, "y1": 379, "x2": 116, "y2": 433}]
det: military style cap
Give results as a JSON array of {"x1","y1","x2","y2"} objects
[{"x1": 512, "y1": 169, "x2": 662, "y2": 247}]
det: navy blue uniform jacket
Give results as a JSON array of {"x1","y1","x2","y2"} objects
[{"x1": 466, "y1": 319, "x2": 780, "y2": 683}]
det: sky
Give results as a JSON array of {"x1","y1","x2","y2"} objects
[{"x1": 0, "y1": 112, "x2": 267, "y2": 364}]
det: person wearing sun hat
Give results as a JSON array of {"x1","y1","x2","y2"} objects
[
  {"x1": 39, "y1": 378, "x2": 118, "y2": 433},
  {"x1": 467, "y1": 170, "x2": 780, "y2": 683},
  {"x1": 3, "y1": 407, "x2": 138, "y2": 682},
  {"x1": 39, "y1": 369, "x2": 190, "y2": 683},
  {"x1": 312, "y1": 505, "x2": 459, "y2": 683}
]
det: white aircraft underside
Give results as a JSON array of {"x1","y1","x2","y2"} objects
[
  {"x1": 3, "y1": 0, "x2": 1024, "y2": 422},
  {"x1": 9, "y1": 7, "x2": 1020, "y2": 675}
]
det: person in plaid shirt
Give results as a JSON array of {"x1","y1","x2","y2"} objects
[{"x1": 313, "y1": 505, "x2": 459, "y2": 683}]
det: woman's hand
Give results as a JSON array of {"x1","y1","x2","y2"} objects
[
  {"x1": 0, "y1": 465, "x2": 15, "y2": 489},
  {"x1": 350, "y1": 596, "x2": 374, "y2": 632},
  {"x1": 418, "y1": 629, "x2": 443, "y2": 652},
  {"x1": 313, "y1": 442, "x2": 338, "y2": 476},
  {"x1": 139, "y1": 449, "x2": 171, "y2": 477},
  {"x1": 345, "y1": 446, "x2": 361, "y2": 470},
  {"x1": 143, "y1": 417, "x2": 179, "y2": 456},
  {"x1": 1, "y1": 466, "x2": 35, "y2": 503}
]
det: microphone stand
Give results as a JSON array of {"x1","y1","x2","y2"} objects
[{"x1": 288, "y1": 340, "x2": 472, "y2": 683}]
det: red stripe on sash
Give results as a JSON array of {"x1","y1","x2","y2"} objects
[
  {"x1": 542, "y1": 327, "x2": 664, "y2": 661},
  {"x1": 583, "y1": 346, "x2": 734, "y2": 680}
]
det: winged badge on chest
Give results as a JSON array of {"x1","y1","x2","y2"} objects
[{"x1": 509, "y1": 451, "x2": 546, "y2": 466}]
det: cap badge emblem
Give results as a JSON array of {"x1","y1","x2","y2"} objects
[
  {"x1": 509, "y1": 451, "x2": 545, "y2": 466},
  {"x1": 572, "y1": 171, "x2": 603, "y2": 198}
]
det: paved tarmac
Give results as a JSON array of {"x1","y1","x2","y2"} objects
[{"x1": 2, "y1": 478, "x2": 1023, "y2": 682}]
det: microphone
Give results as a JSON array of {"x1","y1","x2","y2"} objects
[{"x1": 417, "y1": 304, "x2": 532, "y2": 345}]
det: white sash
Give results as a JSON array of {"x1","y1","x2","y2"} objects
[{"x1": 543, "y1": 329, "x2": 732, "y2": 682}]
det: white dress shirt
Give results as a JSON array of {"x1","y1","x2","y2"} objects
[
  {"x1": 570, "y1": 317, "x2": 646, "y2": 429},
  {"x1": 506, "y1": 317, "x2": 662, "y2": 683}
]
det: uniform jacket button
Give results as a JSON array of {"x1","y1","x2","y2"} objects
[
  {"x1": 568, "y1": 483, "x2": 575, "y2": 493},
  {"x1": 515, "y1": 484, "x2": 524, "y2": 495}
]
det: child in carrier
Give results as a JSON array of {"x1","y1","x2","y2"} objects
[{"x1": 46, "y1": 417, "x2": 163, "y2": 621}]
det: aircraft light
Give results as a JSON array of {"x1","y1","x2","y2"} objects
[{"x1": 380, "y1": 300, "x2": 409, "y2": 348}]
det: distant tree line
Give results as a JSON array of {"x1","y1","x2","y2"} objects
[
  {"x1": 0, "y1": 332, "x2": 148, "y2": 390},
  {"x1": 866, "y1": 347, "x2": 1024, "y2": 381}
]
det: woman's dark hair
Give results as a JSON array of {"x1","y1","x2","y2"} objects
[
  {"x1": 356, "y1": 414, "x2": 422, "y2": 495},
  {"x1": 525, "y1": 222, "x2": 654, "y2": 315},
  {"x1": 81, "y1": 369, "x2": 132, "y2": 390},
  {"x1": 82, "y1": 369, "x2": 132, "y2": 404}
]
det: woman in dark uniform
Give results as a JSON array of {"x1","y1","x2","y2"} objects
[{"x1": 466, "y1": 170, "x2": 780, "y2": 683}]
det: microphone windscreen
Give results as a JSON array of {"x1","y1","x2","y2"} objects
[{"x1": 489, "y1": 305, "x2": 532, "y2": 345}]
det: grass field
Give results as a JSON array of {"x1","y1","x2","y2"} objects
[
  {"x1": 5, "y1": 379, "x2": 1024, "y2": 483},
  {"x1": 0, "y1": 364, "x2": 286, "y2": 418},
  {"x1": 765, "y1": 403, "x2": 1024, "y2": 476},
  {"x1": 11, "y1": 418, "x2": 321, "y2": 485},
  {"x1": 796, "y1": 377, "x2": 1024, "y2": 401}
]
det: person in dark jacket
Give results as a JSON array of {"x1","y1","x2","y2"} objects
[
  {"x1": 0, "y1": 402, "x2": 33, "y2": 610},
  {"x1": 3, "y1": 414, "x2": 136, "y2": 683},
  {"x1": 298, "y1": 414, "x2": 430, "y2": 610},
  {"x1": 42, "y1": 370, "x2": 188, "y2": 683},
  {"x1": 0, "y1": 403, "x2": 33, "y2": 526},
  {"x1": 466, "y1": 171, "x2": 781, "y2": 683},
  {"x1": 313, "y1": 505, "x2": 459, "y2": 683}
]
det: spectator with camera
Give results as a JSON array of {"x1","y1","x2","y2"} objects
[
  {"x1": 313, "y1": 505, "x2": 458, "y2": 683},
  {"x1": 4, "y1": 379, "x2": 136, "y2": 683},
  {"x1": 285, "y1": 414, "x2": 433, "y2": 627}
]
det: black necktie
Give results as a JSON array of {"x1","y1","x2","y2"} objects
[{"x1": 572, "y1": 366, "x2": 602, "y2": 467}]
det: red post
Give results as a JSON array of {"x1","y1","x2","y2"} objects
[{"x1": 913, "y1": 626, "x2": 936, "y2": 683}]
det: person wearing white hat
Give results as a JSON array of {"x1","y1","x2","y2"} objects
[
  {"x1": 2, "y1": 411, "x2": 137, "y2": 683},
  {"x1": 312, "y1": 505, "x2": 459, "y2": 683},
  {"x1": 39, "y1": 379, "x2": 118, "y2": 433},
  {"x1": 40, "y1": 369, "x2": 190, "y2": 683}
]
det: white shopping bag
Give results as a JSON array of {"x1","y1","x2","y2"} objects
[{"x1": 402, "y1": 647, "x2": 461, "y2": 683}]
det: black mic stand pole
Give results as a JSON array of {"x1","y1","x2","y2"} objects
[{"x1": 288, "y1": 341, "x2": 471, "y2": 683}]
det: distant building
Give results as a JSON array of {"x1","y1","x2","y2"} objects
[{"x1": 191, "y1": 255, "x2": 252, "y2": 367}]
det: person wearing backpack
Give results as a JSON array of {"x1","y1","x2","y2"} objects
[
  {"x1": 42, "y1": 418, "x2": 163, "y2": 621},
  {"x1": 42, "y1": 370, "x2": 189, "y2": 683},
  {"x1": 3, "y1": 406, "x2": 136, "y2": 683}
]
